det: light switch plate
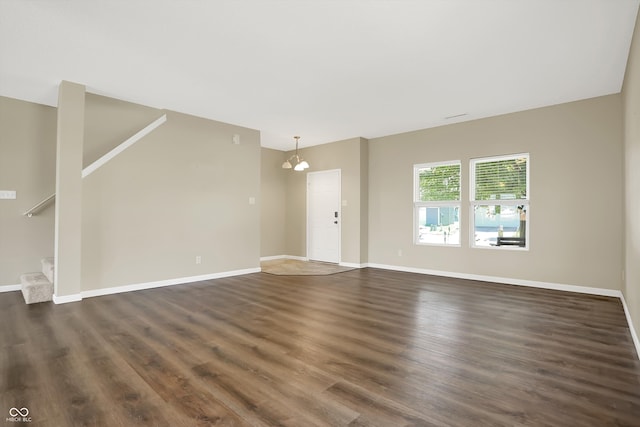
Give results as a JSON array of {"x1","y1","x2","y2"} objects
[{"x1": 0, "y1": 190, "x2": 16, "y2": 199}]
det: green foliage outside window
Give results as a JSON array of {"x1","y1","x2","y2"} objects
[{"x1": 418, "y1": 164, "x2": 460, "y2": 201}]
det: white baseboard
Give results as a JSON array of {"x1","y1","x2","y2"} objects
[
  {"x1": 620, "y1": 294, "x2": 640, "y2": 360},
  {"x1": 260, "y1": 255, "x2": 288, "y2": 261},
  {"x1": 367, "y1": 263, "x2": 622, "y2": 297},
  {"x1": 260, "y1": 255, "x2": 309, "y2": 262},
  {"x1": 339, "y1": 262, "x2": 367, "y2": 268},
  {"x1": 80, "y1": 267, "x2": 261, "y2": 300},
  {"x1": 0, "y1": 284, "x2": 21, "y2": 293},
  {"x1": 52, "y1": 293, "x2": 82, "y2": 304},
  {"x1": 367, "y1": 262, "x2": 639, "y2": 360}
]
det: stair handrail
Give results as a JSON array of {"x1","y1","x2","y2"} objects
[{"x1": 23, "y1": 193, "x2": 55, "y2": 217}]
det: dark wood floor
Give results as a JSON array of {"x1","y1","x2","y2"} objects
[{"x1": 2, "y1": 268, "x2": 640, "y2": 426}]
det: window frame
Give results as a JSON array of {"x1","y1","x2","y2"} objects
[
  {"x1": 469, "y1": 153, "x2": 530, "y2": 250},
  {"x1": 413, "y1": 160, "x2": 462, "y2": 247}
]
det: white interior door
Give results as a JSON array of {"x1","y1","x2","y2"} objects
[{"x1": 307, "y1": 169, "x2": 341, "y2": 263}]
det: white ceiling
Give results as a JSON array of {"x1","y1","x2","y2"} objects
[{"x1": 1, "y1": 0, "x2": 638, "y2": 151}]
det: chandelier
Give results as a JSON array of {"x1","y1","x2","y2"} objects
[{"x1": 281, "y1": 136, "x2": 310, "y2": 171}]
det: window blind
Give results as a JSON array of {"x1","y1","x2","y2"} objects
[{"x1": 473, "y1": 156, "x2": 527, "y2": 201}]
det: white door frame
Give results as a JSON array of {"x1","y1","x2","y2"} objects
[{"x1": 306, "y1": 169, "x2": 341, "y2": 263}]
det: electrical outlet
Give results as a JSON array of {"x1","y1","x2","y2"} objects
[
  {"x1": 397, "y1": 249, "x2": 402, "y2": 257},
  {"x1": 195, "y1": 256, "x2": 202, "y2": 264}
]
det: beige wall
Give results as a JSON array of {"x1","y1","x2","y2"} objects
[
  {"x1": 369, "y1": 95, "x2": 624, "y2": 290},
  {"x1": 0, "y1": 96, "x2": 56, "y2": 286},
  {"x1": 260, "y1": 147, "x2": 287, "y2": 257},
  {"x1": 283, "y1": 137, "x2": 369, "y2": 265},
  {"x1": 623, "y1": 10, "x2": 640, "y2": 333},
  {"x1": 359, "y1": 138, "x2": 369, "y2": 263},
  {"x1": 83, "y1": 93, "x2": 163, "y2": 167},
  {"x1": 54, "y1": 81, "x2": 86, "y2": 298},
  {"x1": 81, "y1": 96, "x2": 261, "y2": 291}
]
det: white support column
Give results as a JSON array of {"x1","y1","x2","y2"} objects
[{"x1": 53, "y1": 81, "x2": 85, "y2": 303}]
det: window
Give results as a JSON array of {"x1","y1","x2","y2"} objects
[
  {"x1": 414, "y1": 161, "x2": 461, "y2": 245},
  {"x1": 470, "y1": 154, "x2": 529, "y2": 248}
]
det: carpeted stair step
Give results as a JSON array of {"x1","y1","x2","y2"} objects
[
  {"x1": 41, "y1": 257, "x2": 54, "y2": 283},
  {"x1": 20, "y1": 272, "x2": 53, "y2": 304}
]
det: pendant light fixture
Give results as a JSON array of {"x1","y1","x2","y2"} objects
[{"x1": 282, "y1": 136, "x2": 310, "y2": 171}]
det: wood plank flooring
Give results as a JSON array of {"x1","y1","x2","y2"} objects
[{"x1": 2, "y1": 268, "x2": 640, "y2": 426}]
